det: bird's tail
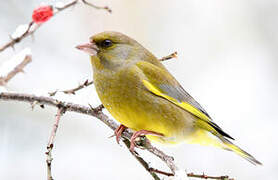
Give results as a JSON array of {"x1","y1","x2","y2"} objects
[
  {"x1": 188, "y1": 119, "x2": 262, "y2": 165},
  {"x1": 220, "y1": 137, "x2": 262, "y2": 165}
]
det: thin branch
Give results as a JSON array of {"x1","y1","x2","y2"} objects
[
  {"x1": 0, "y1": 22, "x2": 34, "y2": 52},
  {"x1": 187, "y1": 173, "x2": 232, "y2": 180},
  {"x1": 159, "y1": 51, "x2": 178, "y2": 61},
  {"x1": 54, "y1": 0, "x2": 79, "y2": 11},
  {"x1": 0, "y1": 92, "x2": 118, "y2": 130},
  {"x1": 49, "y1": 79, "x2": 93, "y2": 96},
  {"x1": 46, "y1": 107, "x2": 66, "y2": 180},
  {"x1": 149, "y1": 168, "x2": 174, "y2": 177},
  {"x1": 0, "y1": 55, "x2": 32, "y2": 86},
  {"x1": 143, "y1": 139, "x2": 177, "y2": 174},
  {"x1": 81, "y1": 0, "x2": 112, "y2": 13},
  {"x1": 148, "y1": 169, "x2": 233, "y2": 180},
  {"x1": 123, "y1": 139, "x2": 161, "y2": 180},
  {"x1": 0, "y1": 0, "x2": 111, "y2": 53}
]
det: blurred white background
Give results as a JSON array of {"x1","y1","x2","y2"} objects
[{"x1": 0, "y1": 0, "x2": 277, "y2": 179}]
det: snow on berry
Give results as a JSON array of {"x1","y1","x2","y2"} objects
[{"x1": 32, "y1": 5, "x2": 53, "y2": 24}]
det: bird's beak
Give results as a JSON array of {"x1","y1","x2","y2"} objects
[{"x1": 75, "y1": 42, "x2": 99, "y2": 56}]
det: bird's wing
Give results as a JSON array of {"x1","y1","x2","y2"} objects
[{"x1": 136, "y1": 61, "x2": 234, "y2": 140}]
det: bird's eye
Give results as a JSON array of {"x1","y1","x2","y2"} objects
[{"x1": 101, "y1": 39, "x2": 113, "y2": 48}]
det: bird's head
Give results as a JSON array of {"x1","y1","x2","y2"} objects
[{"x1": 76, "y1": 31, "x2": 147, "y2": 70}]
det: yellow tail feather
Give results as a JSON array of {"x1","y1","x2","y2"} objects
[
  {"x1": 221, "y1": 138, "x2": 262, "y2": 165},
  {"x1": 187, "y1": 129, "x2": 262, "y2": 165}
]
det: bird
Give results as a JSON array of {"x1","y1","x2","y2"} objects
[{"x1": 76, "y1": 31, "x2": 261, "y2": 165}]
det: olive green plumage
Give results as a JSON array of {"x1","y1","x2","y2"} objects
[{"x1": 78, "y1": 31, "x2": 261, "y2": 165}]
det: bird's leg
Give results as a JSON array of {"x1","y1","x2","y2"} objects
[
  {"x1": 130, "y1": 130, "x2": 164, "y2": 152},
  {"x1": 115, "y1": 124, "x2": 127, "y2": 144}
]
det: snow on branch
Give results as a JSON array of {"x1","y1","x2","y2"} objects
[{"x1": 0, "y1": 48, "x2": 32, "y2": 86}]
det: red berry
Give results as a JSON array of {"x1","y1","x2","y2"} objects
[{"x1": 32, "y1": 5, "x2": 53, "y2": 24}]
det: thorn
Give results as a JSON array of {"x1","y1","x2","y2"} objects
[
  {"x1": 84, "y1": 79, "x2": 89, "y2": 86},
  {"x1": 104, "y1": 6, "x2": 112, "y2": 13},
  {"x1": 88, "y1": 103, "x2": 93, "y2": 110},
  {"x1": 88, "y1": 103, "x2": 104, "y2": 113},
  {"x1": 48, "y1": 90, "x2": 58, "y2": 96}
]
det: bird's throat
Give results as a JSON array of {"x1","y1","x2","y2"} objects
[{"x1": 90, "y1": 56, "x2": 105, "y2": 71}]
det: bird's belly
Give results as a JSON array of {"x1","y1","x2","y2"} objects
[{"x1": 97, "y1": 82, "x2": 196, "y2": 144}]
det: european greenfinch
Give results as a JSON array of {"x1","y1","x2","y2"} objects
[{"x1": 76, "y1": 31, "x2": 261, "y2": 165}]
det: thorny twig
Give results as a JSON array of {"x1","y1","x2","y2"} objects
[
  {"x1": 0, "y1": 55, "x2": 32, "y2": 86},
  {"x1": 49, "y1": 79, "x2": 94, "y2": 96},
  {"x1": 149, "y1": 168, "x2": 174, "y2": 177},
  {"x1": 81, "y1": 0, "x2": 112, "y2": 13},
  {"x1": 145, "y1": 141, "x2": 178, "y2": 175},
  {"x1": 46, "y1": 107, "x2": 66, "y2": 180},
  {"x1": 123, "y1": 139, "x2": 161, "y2": 180},
  {"x1": 148, "y1": 169, "x2": 233, "y2": 180},
  {"x1": 0, "y1": 0, "x2": 111, "y2": 53},
  {"x1": 187, "y1": 173, "x2": 233, "y2": 180},
  {"x1": 0, "y1": 22, "x2": 35, "y2": 52}
]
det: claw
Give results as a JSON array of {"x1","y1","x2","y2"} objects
[
  {"x1": 114, "y1": 124, "x2": 127, "y2": 144},
  {"x1": 129, "y1": 130, "x2": 164, "y2": 152}
]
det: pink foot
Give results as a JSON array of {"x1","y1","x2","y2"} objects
[
  {"x1": 130, "y1": 130, "x2": 164, "y2": 152},
  {"x1": 114, "y1": 124, "x2": 127, "y2": 144}
]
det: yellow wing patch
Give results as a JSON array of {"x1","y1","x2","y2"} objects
[{"x1": 142, "y1": 80, "x2": 210, "y2": 121}]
